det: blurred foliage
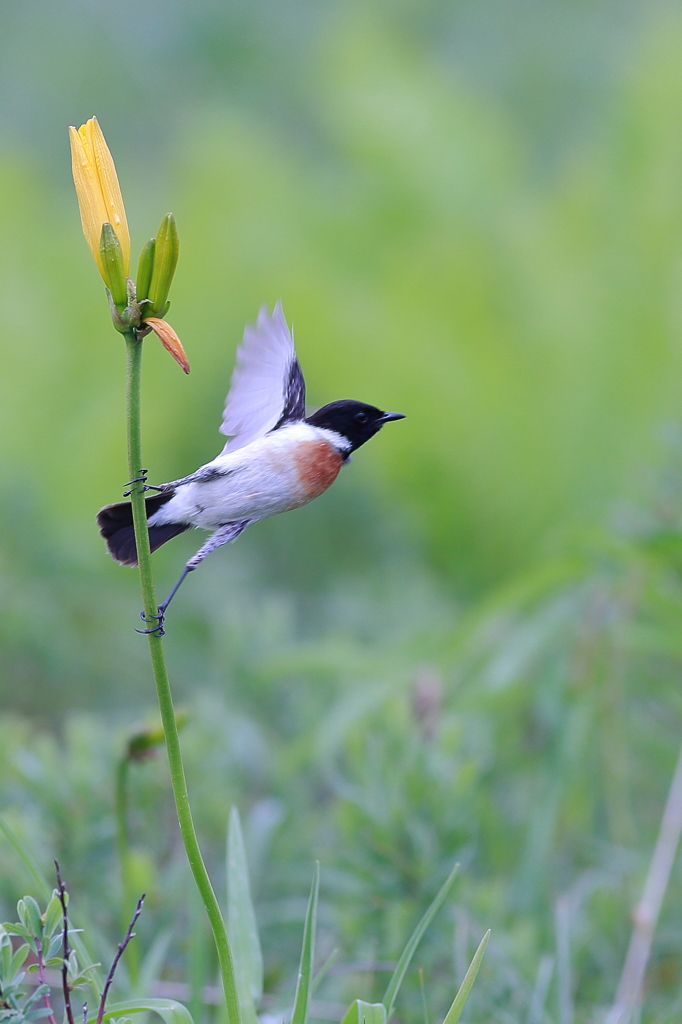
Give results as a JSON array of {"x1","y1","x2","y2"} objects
[
  {"x1": 3, "y1": 0, "x2": 682, "y2": 1021},
  {"x1": 3, "y1": 1, "x2": 682, "y2": 698},
  {"x1": 5, "y1": 7, "x2": 682, "y2": 601},
  {"x1": 5, "y1": 470, "x2": 682, "y2": 1019}
]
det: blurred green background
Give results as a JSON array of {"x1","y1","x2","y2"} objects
[{"x1": 4, "y1": 0, "x2": 682, "y2": 1020}]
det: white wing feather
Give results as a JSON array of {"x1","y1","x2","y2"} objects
[{"x1": 219, "y1": 302, "x2": 301, "y2": 453}]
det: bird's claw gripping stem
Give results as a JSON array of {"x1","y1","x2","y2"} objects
[
  {"x1": 123, "y1": 468, "x2": 166, "y2": 497},
  {"x1": 134, "y1": 567, "x2": 192, "y2": 637},
  {"x1": 136, "y1": 608, "x2": 165, "y2": 637}
]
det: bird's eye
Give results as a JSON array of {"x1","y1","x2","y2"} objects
[{"x1": 354, "y1": 411, "x2": 369, "y2": 424}]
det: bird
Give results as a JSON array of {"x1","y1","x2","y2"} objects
[{"x1": 97, "y1": 302, "x2": 405, "y2": 634}]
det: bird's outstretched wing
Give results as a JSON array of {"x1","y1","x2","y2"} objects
[{"x1": 219, "y1": 301, "x2": 306, "y2": 453}]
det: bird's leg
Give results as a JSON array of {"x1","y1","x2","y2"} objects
[
  {"x1": 137, "y1": 567, "x2": 192, "y2": 636},
  {"x1": 136, "y1": 520, "x2": 252, "y2": 636},
  {"x1": 123, "y1": 468, "x2": 167, "y2": 497}
]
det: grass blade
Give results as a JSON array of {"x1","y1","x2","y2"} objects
[
  {"x1": 442, "y1": 930, "x2": 490, "y2": 1024},
  {"x1": 290, "y1": 863, "x2": 320, "y2": 1024},
  {"x1": 339, "y1": 1002, "x2": 386, "y2": 1024},
  {"x1": 0, "y1": 817, "x2": 51, "y2": 899},
  {"x1": 227, "y1": 807, "x2": 263, "y2": 1024},
  {"x1": 89, "y1": 998, "x2": 193, "y2": 1024},
  {"x1": 382, "y1": 862, "x2": 459, "y2": 1018},
  {"x1": 311, "y1": 948, "x2": 339, "y2": 996}
]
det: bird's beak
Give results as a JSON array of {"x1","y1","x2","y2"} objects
[{"x1": 379, "y1": 411, "x2": 406, "y2": 422}]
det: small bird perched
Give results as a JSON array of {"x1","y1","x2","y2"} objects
[{"x1": 97, "y1": 302, "x2": 404, "y2": 633}]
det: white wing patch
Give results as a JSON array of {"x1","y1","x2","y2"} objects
[{"x1": 219, "y1": 301, "x2": 305, "y2": 454}]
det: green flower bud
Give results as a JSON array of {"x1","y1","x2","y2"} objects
[
  {"x1": 148, "y1": 213, "x2": 179, "y2": 316},
  {"x1": 136, "y1": 237, "x2": 156, "y2": 304},
  {"x1": 125, "y1": 710, "x2": 188, "y2": 762},
  {"x1": 99, "y1": 222, "x2": 128, "y2": 309}
]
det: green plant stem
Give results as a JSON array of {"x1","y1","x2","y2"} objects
[{"x1": 124, "y1": 332, "x2": 241, "y2": 1024}]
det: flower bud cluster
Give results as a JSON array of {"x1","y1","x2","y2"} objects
[{"x1": 69, "y1": 117, "x2": 189, "y2": 373}]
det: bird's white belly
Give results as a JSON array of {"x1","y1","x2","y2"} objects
[
  {"x1": 148, "y1": 424, "x2": 346, "y2": 532},
  {"x1": 187, "y1": 465, "x2": 308, "y2": 528},
  {"x1": 151, "y1": 458, "x2": 309, "y2": 531}
]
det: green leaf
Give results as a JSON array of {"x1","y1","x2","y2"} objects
[
  {"x1": 45, "y1": 935, "x2": 62, "y2": 962},
  {"x1": 22, "y1": 985, "x2": 49, "y2": 1010},
  {"x1": 1, "y1": 931, "x2": 11, "y2": 976},
  {"x1": 441, "y1": 931, "x2": 490, "y2": 1024},
  {"x1": 10, "y1": 945, "x2": 29, "y2": 979},
  {"x1": 339, "y1": 1002, "x2": 387, "y2": 1024},
  {"x1": 2, "y1": 925, "x2": 32, "y2": 942},
  {"x1": 70, "y1": 962, "x2": 101, "y2": 988},
  {"x1": 382, "y1": 862, "x2": 460, "y2": 1019},
  {"x1": 18, "y1": 899, "x2": 42, "y2": 942},
  {"x1": 226, "y1": 808, "x2": 263, "y2": 1024},
  {"x1": 290, "y1": 863, "x2": 320, "y2": 1024},
  {"x1": 88, "y1": 998, "x2": 194, "y2": 1024},
  {"x1": 42, "y1": 894, "x2": 62, "y2": 940},
  {"x1": 25, "y1": 1008, "x2": 55, "y2": 1021}
]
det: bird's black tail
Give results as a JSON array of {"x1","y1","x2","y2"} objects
[{"x1": 97, "y1": 491, "x2": 190, "y2": 566}]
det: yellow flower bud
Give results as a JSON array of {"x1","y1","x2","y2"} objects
[{"x1": 69, "y1": 116, "x2": 131, "y2": 281}]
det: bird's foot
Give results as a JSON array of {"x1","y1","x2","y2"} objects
[
  {"x1": 123, "y1": 469, "x2": 166, "y2": 497},
  {"x1": 136, "y1": 608, "x2": 165, "y2": 637}
]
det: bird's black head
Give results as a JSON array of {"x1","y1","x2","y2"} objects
[{"x1": 306, "y1": 400, "x2": 405, "y2": 451}]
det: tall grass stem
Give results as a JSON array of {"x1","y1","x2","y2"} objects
[
  {"x1": 124, "y1": 332, "x2": 241, "y2": 1024},
  {"x1": 605, "y1": 737, "x2": 682, "y2": 1024},
  {"x1": 554, "y1": 896, "x2": 572, "y2": 1024}
]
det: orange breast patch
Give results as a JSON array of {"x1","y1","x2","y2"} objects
[{"x1": 294, "y1": 439, "x2": 343, "y2": 499}]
